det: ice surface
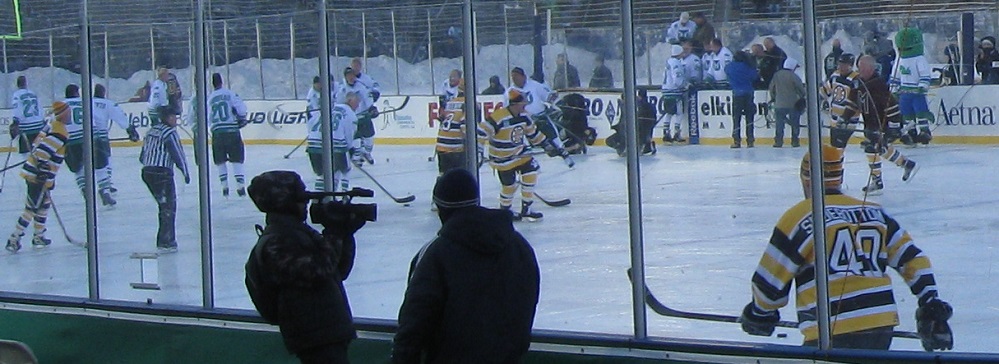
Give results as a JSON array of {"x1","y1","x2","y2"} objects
[{"x1": 0, "y1": 142, "x2": 995, "y2": 353}]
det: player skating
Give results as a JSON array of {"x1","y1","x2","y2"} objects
[
  {"x1": 661, "y1": 45, "x2": 688, "y2": 144},
  {"x1": 505, "y1": 67, "x2": 574, "y2": 168},
  {"x1": 821, "y1": 53, "x2": 862, "y2": 151},
  {"x1": 206, "y1": 73, "x2": 249, "y2": 197},
  {"x1": 63, "y1": 85, "x2": 116, "y2": 207},
  {"x1": 6, "y1": 102, "x2": 71, "y2": 252},
  {"x1": 433, "y1": 70, "x2": 468, "y2": 174},
  {"x1": 478, "y1": 90, "x2": 557, "y2": 222},
  {"x1": 739, "y1": 145, "x2": 952, "y2": 351},
  {"x1": 306, "y1": 89, "x2": 360, "y2": 194},
  {"x1": 892, "y1": 27, "x2": 934, "y2": 145},
  {"x1": 9, "y1": 76, "x2": 46, "y2": 160},
  {"x1": 348, "y1": 59, "x2": 381, "y2": 165},
  {"x1": 337, "y1": 67, "x2": 377, "y2": 166},
  {"x1": 856, "y1": 55, "x2": 919, "y2": 195},
  {"x1": 92, "y1": 84, "x2": 140, "y2": 196}
]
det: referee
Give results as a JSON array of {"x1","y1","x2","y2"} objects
[{"x1": 139, "y1": 106, "x2": 190, "y2": 253}]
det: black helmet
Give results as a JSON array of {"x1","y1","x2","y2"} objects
[
  {"x1": 248, "y1": 170, "x2": 308, "y2": 215},
  {"x1": 838, "y1": 53, "x2": 856, "y2": 65}
]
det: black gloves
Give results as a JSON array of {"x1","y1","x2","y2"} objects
[
  {"x1": 916, "y1": 298, "x2": 954, "y2": 351},
  {"x1": 367, "y1": 106, "x2": 379, "y2": 119},
  {"x1": 315, "y1": 201, "x2": 368, "y2": 238},
  {"x1": 739, "y1": 302, "x2": 780, "y2": 337},
  {"x1": 9, "y1": 121, "x2": 19, "y2": 139},
  {"x1": 126, "y1": 125, "x2": 141, "y2": 142},
  {"x1": 370, "y1": 90, "x2": 381, "y2": 102}
]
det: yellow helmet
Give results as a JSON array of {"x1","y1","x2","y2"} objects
[{"x1": 800, "y1": 144, "x2": 844, "y2": 197}]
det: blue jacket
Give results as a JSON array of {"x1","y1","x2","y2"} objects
[{"x1": 726, "y1": 61, "x2": 759, "y2": 96}]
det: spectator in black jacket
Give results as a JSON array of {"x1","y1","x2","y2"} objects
[
  {"x1": 976, "y1": 36, "x2": 999, "y2": 84},
  {"x1": 824, "y1": 38, "x2": 844, "y2": 79},
  {"x1": 552, "y1": 53, "x2": 580, "y2": 90},
  {"x1": 759, "y1": 37, "x2": 787, "y2": 89},
  {"x1": 589, "y1": 54, "x2": 614, "y2": 88},
  {"x1": 245, "y1": 171, "x2": 362, "y2": 364},
  {"x1": 393, "y1": 168, "x2": 540, "y2": 364},
  {"x1": 482, "y1": 75, "x2": 505, "y2": 95}
]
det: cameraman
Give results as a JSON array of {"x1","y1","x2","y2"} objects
[{"x1": 245, "y1": 171, "x2": 364, "y2": 364}]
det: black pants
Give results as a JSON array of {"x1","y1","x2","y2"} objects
[
  {"x1": 211, "y1": 132, "x2": 245, "y2": 164},
  {"x1": 295, "y1": 341, "x2": 350, "y2": 364},
  {"x1": 17, "y1": 131, "x2": 40, "y2": 154},
  {"x1": 141, "y1": 166, "x2": 177, "y2": 248},
  {"x1": 731, "y1": 93, "x2": 756, "y2": 144},
  {"x1": 803, "y1": 326, "x2": 894, "y2": 350}
]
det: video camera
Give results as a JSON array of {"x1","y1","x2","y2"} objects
[{"x1": 306, "y1": 187, "x2": 377, "y2": 229}]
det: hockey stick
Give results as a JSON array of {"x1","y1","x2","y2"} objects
[
  {"x1": 0, "y1": 139, "x2": 14, "y2": 193},
  {"x1": 49, "y1": 194, "x2": 88, "y2": 248},
  {"x1": 354, "y1": 165, "x2": 416, "y2": 204},
  {"x1": 283, "y1": 138, "x2": 308, "y2": 159},
  {"x1": 625, "y1": 269, "x2": 919, "y2": 339},
  {"x1": 0, "y1": 160, "x2": 26, "y2": 174},
  {"x1": 534, "y1": 193, "x2": 571, "y2": 207}
]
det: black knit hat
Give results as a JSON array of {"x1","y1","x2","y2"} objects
[
  {"x1": 248, "y1": 170, "x2": 308, "y2": 215},
  {"x1": 433, "y1": 168, "x2": 479, "y2": 210}
]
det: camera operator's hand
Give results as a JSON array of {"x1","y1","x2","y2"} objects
[{"x1": 312, "y1": 200, "x2": 368, "y2": 238}]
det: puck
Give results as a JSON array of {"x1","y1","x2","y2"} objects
[
  {"x1": 146, "y1": 298, "x2": 153, "y2": 305},
  {"x1": 777, "y1": 333, "x2": 788, "y2": 338},
  {"x1": 427, "y1": 156, "x2": 433, "y2": 162},
  {"x1": 403, "y1": 203, "x2": 411, "y2": 207}
]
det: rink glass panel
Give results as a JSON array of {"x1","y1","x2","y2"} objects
[{"x1": 0, "y1": 0, "x2": 996, "y2": 356}]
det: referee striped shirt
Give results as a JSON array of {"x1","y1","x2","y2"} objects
[{"x1": 140, "y1": 124, "x2": 189, "y2": 176}]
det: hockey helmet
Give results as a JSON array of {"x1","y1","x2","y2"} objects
[
  {"x1": 837, "y1": 53, "x2": 856, "y2": 65},
  {"x1": 248, "y1": 170, "x2": 308, "y2": 216},
  {"x1": 895, "y1": 27, "x2": 924, "y2": 58},
  {"x1": 507, "y1": 89, "x2": 526, "y2": 104},
  {"x1": 800, "y1": 145, "x2": 844, "y2": 198}
]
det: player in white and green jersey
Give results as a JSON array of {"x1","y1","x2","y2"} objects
[
  {"x1": 62, "y1": 84, "x2": 116, "y2": 207},
  {"x1": 337, "y1": 67, "x2": 376, "y2": 165},
  {"x1": 9, "y1": 76, "x2": 46, "y2": 156},
  {"x1": 206, "y1": 73, "x2": 249, "y2": 197},
  {"x1": 92, "y1": 84, "x2": 139, "y2": 197},
  {"x1": 306, "y1": 90, "x2": 359, "y2": 193}
]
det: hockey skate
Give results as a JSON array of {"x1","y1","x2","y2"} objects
[
  {"x1": 662, "y1": 131, "x2": 673, "y2": 144},
  {"x1": 863, "y1": 176, "x2": 884, "y2": 196},
  {"x1": 362, "y1": 151, "x2": 375, "y2": 165},
  {"x1": 6, "y1": 234, "x2": 22, "y2": 253},
  {"x1": 157, "y1": 243, "x2": 178, "y2": 254},
  {"x1": 31, "y1": 234, "x2": 51, "y2": 249},
  {"x1": 916, "y1": 131, "x2": 932, "y2": 145},
  {"x1": 501, "y1": 205, "x2": 521, "y2": 221},
  {"x1": 236, "y1": 184, "x2": 246, "y2": 197},
  {"x1": 641, "y1": 141, "x2": 656, "y2": 155},
  {"x1": 902, "y1": 160, "x2": 919, "y2": 182},
  {"x1": 672, "y1": 131, "x2": 685, "y2": 144},
  {"x1": 222, "y1": 186, "x2": 230, "y2": 197},
  {"x1": 520, "y1": 201, "x2": 543, "y2": 222},
  {"x1": 100, "y1": 189, "x2": 117, "y2": 208}
]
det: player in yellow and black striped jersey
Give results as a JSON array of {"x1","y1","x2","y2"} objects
[
  {"x1": 739, "y1": 145, "x2": 953, "y2": 351},
  {"x1": 7, "y1": 101, "x2": 72, "y2": 253},
  {"x1": 477, "y1": 90, "x2": 550, "y2": 221},
  {"x1": 432, "y1": 78, "x2": 468, "y2": 175},
  {"x1": 821, "y1": 53, "x2": 863, "y2": 149}
]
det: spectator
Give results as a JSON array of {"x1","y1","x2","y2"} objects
[
  {"x1": 740, "y1": 145, "x2": 953, "y2": 352},
  {"x1": 866, "y1": 32, "x2": 896, "y2": 81},
  {"x1": 589, "y1": 54, "x2": 614, "y2": 89},
  {"x1": 768, "y1": 58, "x2": 805, "y2": 148},
  {"x1": 691, "y1": 13, "x2": 715, "y2": 55},
  {"x1": 750, "y1": 44, "x2": 767, "y2": 89},
  {"x1": 552, "y1": 53, "x2": 580, "y2": 90},
  {"x1": 941, "y1": 44, "x2": 960, "y2": 86},
  {"x1": 481, "y1": 75, "x2": 505, "y2": 95},
  {"x1": 128, "y1": 81, "x2": 151, "y2": 102},
  {"x1": 976, "y1": 36, "x2": 999, "y2": 84},
  {"x1": 665, "y1": 11, "x2": 696, "y2": 45},
  {"x1": 245, "y1": 170, "x2": 363, "y2": 364},
  {"x1": 392, "y1": 168, "x2": 540, "y2": 363},
  {"x1": 725, "y1": 50, "x2": 759, "y2": 148},
  {"x1": 824, "y1": 39, "x2": 844, "y2": 79},
  {"x1": 760, "y1": 37, "x2": 787, "y2": 88}
]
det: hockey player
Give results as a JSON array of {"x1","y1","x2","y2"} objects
[
  {"x1": 432, "y1": 76, "x2": 468, "y2": 175},
  {"x1": 337, "y1": 67, "x2": 377, "y2": 166},
  {"x1": 505, "y1": 67, "x2": 574, "y2": 167},
  {"x1": 821, "y1": 53, "x2": 863, "y2": 150},
  {"x1": 702, "y1": 38, "x2": 733, "y2": 89},
  {"x1": 9, "y1": 76, "x2": 46, "y2": 159},
  {"x1": 478, "y1": 90, "x2": 553, "y2": 221},
  {"x1": 304, "y1": 76, "x2": 333, "y2": 190},
  {"x1": 661, "y1": 45, "x2": 687, "y2": 144},
  {"x1": 892, "y1": 27, "x2": 934, "y2": 145},
  {"x1": 439, "y1": 69, "x2": 463, "y2": 107},
  {"x1": 148, "y1": 67, "x2": 172, "y2": 126},
  {"x1": 856, "y1": 55, "x2": 919, "y2": 195},
  {"x1": 6, "y1": 101, "x2": 71, "y2": 253},
  {"x1": 206, "y1": 73, "x2": 249, "y2": 197},
  {"x1": 63, "y1": 85, "x2": 116, "y2": 207},
  {"x1": 350, "y1": 57, "x2": 381, "y2": 103},
  {"x1": 306, "y1": 90, "x2": 359, "y2": 194},
  {"x1": 665, "y1": 12, "x2": 696, "y2": 45},
  {"x1": 740, "y1": 145, "x2": 953, "y2": 352},
  {"x1": 681, "y1": 40, "x2": 703, "y2": 90},
  {"x1": 92, "y1": 84, "x2": 140, "y2": 196}
]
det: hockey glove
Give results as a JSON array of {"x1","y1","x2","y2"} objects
[
  {"x1": 9, "y1": 121, "x2": 19, "y2": 139},
  {"x1": 370, "y1": 90, "x2": 381, "y2": 102},
  {"x1": 236, "y1": 115, "x2": 249, "y2": 128},
  {"x1": 126, "y1": 125, "x2": 141, "y2": 142},
  {"x1": 739, "y1": 302, "x2": 780, "y2": 337},
  {"x1": 367, "y1": 106, "x2": 379, "y2": 119},
  {"x1": 916, "y1": 298, "x2": 954, "y2": 351}
]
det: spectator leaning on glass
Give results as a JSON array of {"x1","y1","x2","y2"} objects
[
  {"x1": 768, "y1": 58, "x2": 805, "y2": 148},
  {"x1": 824, "y1": 38, "x2": 844, "y2": 79},
  {"x1": 589, "y1": 54, "x2": 614, "y2": 89},
  {"x1": 392, "y1": 168, "x2": 540, "y2": 363},
  {"x1": 725, "y1": 50, "x2": 759, "y2": 148},
  {"x1": 975, "y1": 36, "x2": 999, "y2": 84},
  {"x1": 552, "y1": 53, "x2": 580, "y2": 90},
  {"x1": 245, "y1": 170, "x2": 369, "y2": 364}
]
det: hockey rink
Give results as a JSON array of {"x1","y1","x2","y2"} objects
[{"x1": 0, "y1": 142, "x2": 995, "y2": 352}]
